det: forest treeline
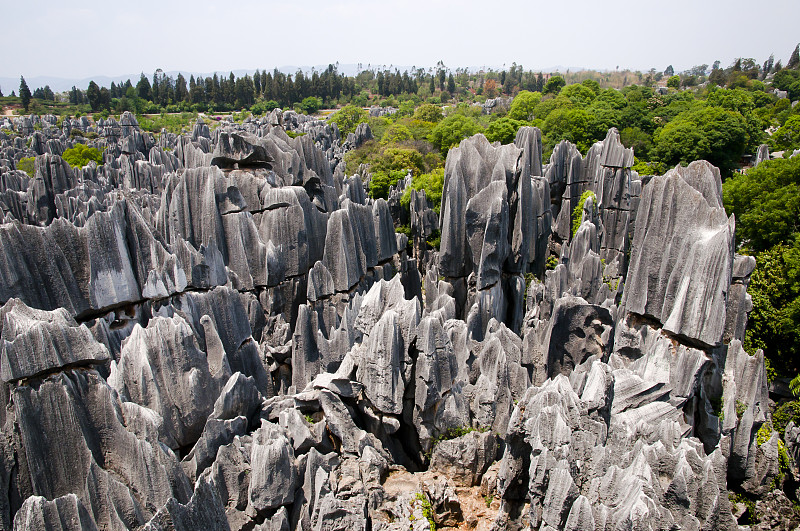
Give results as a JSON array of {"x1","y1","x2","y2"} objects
[{"x1": 7, "y1": 43, "x2": 798, "y2": 118}]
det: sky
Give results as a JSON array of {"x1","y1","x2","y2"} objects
[{"x1": 2, "y1": 0, "x2": 799, "y2": 83}]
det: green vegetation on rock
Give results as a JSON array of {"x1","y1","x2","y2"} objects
[{"x1": 62, "y1": 144, "x2": 103, "y2": 168}]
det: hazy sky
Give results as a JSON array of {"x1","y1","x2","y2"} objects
[{"x1": 3, "y1": 0, "x2": 799, "y2": 79}]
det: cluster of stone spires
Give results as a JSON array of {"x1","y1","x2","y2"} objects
[{"x1": 0, "y1": 108, "x2": 784, "y2": 530}]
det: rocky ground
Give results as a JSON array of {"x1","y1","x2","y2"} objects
[{"x1": 0, "y1": 109, "x2": 798, "y2": 530}]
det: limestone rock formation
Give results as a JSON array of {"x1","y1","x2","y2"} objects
[{"x1": 0, "y1": 110, "x2": 779, "y2": 530}]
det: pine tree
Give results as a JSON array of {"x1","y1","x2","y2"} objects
[
  {"x1": 136, "y1": 73, "x2": 151, "y2": 100},
  {"x1": 19, "y1": 76, "x2": 31, "y2": 111},
  {"x1": 86, "y1": 81, "x2": 101, "y2": 111}
]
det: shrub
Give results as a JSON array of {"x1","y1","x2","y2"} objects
[
  {"x1": 572, "y1": 190, "x2": 597, "y2": 236},
  {"x1": 773, "y1": 400, "x2": 800, "y2": 437},
  {"x1": 508, "y1": 90, "x2": 541, "y2": 121},
  {"x1": 426, "y1": 230, "x2": 441, "y2": 250},
  {"x1": 413, "y1": 492, "x2": 435, "y2": 530},
  {"x1": 62, "y1": 144, "x2": 103, "y2": 168},
  {"x1": 369, "y1": 169, "x2": 408, "y2": 200},
  {"x1": 400, "y1": 167, "x2": 445, "y2": 213},
  {"x1": 16, "y1": 156, "x2": 35, "y2": 175},
  {"x1": 735, "y1": 400, "x2": 747, "y2": 420},
  {"x1": 299, "y1": 96, "x2": 322, "y2": 115},
  {"x1": 251, "y1": 100, "x2": 280, "y2": 115},
  {"x1": 772, "y1": 115, "x2": 800, "y2": 151}
]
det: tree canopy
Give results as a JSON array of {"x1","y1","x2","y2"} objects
[
  {"x1": 329, "y1": 104, "x2": 368, "y2": 136},
  {"x1": 723, "y1": 156, "x2": 800, "y2": 376},
  {"x1": 653, "y1": 106, "x2": 749, "y2": 175},
  {"x1": 428, "y1": 114, "x2": 480, "y2": 154}
]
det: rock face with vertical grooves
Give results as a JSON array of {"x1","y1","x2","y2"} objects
[
  {"x1": 624, "y1": 160, "x2": 734, "y2": 348},
  {"x1": 0, "y1": 110, "x2": 781, "y2": 530}
]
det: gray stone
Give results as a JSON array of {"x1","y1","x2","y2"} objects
[
  {"x1": 0, "y1": 298, "x2": 109, "y2": 382},
  {"x1": 109, "y1": 315, "x2": 223, "y2": 449},
  {"x1": 248, "y1": 420, "x2": 298, "y2": 512},
  {"x1": 144, "y1": 477, "x2": 231, "y2": 531},
  {"x1": 211, "y1": 132, "x2": 272, "y2": 169},
  {"x1": 357, "y1": 310, "x2": 405, "y2": 415},
  {"x1": 13, "y1": 370, "x2": 191, "y2": 530},
  {"x1": 542, "y1": 295, "x2": 613, "y2": 379},
  {"x1": 623, "y1": 161, "x2": 734, "y2": 348},
  {"x1": 322, "y1": 209, "x2": 362, "y2": 292},
  {"x1": 465, "y1": 181, "x2": 509, "y2": 289},
  {"x1": 429, "y1": 431, "x2": 497, "y2": 487},
  {"x1": 13, "y1": 494, "x2": 99, "y2": 531}
]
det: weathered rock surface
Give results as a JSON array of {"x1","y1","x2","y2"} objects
[
  {"x1": 623, "y1": 161, "x2": 734, "y2": 348},
  {"x1": 0, "y1": 113, "x2": 775, "y2": 531},
  {"x1": 0, "y1": 298, "x2": 109, "y2": 382}
]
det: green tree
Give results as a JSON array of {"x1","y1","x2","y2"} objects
[
  {"x1": 773, "y1": 69, "x2": 800, "y2": 100},
  {"x1": 788, "y1": 44, "x2": 800, "y2": 70},
  {"x1": 771, "y1": 116, "x2": 800, "y2": 151},
  {"x1": 561, "y1": 83, "x2": 596, "y2": 106},
  {"x1": 485, "y1": 117, "x2": 526, "y2": 145},
  {"x1": 708, "y1": 67, "x2": 727, "y2": 87},
  {"x1": 508, "y1": 90, "x2": 541, "y2": 121},
  {"x1": 652, "y1": 106, "x2": 748, "y2": 175},
  {"x1": 620, "y1": 126, "x2": 653, "y2": 160},
  {"x1": 300, "y1": 96, "x2": 322, "y2": 114},
  {"x1": 329, "y1": 104, "x2": 368, "y2": 136},
  {"x1": 87, "y1": 81, "x2": 101, "y2": 111},
  {"x1": 542, "y1": 107, "x2": 596, "y2": 153},
  {"x1": 581, "y1": 79, "x2": 600, "y2": 95},
  {"x1": 428, "y1": 114, "x2": 480, "y2": 154},
  {"x1": 19, "y1": 76, "x2": 31, "y2": 112},
  {"x1": 595, "y1": 88, "x2": 627, "y2": 110},
  {"x1": 666, "y1": 75, "x2": 681, "y2": 89},
  {"x1": 137, "y1": 73, "x2": 152, "y2": 100},
  {"x1": 723, "y1": 156, "x2": 800, "y2": 253},
  {"x1": 400, "y1": 167, "x2": 445, "y2": 213},
  {"x1": 16, "y1": 157, "x2": 35, "y2": 175},
  {"x1": 369, "y1": 169, "x2": 408, "y2": 199},
  {"x1": 381, "y1": 123, "x2": 413, "y2": 145},
  {"x1": 375, "y1": 147, "x2": 425, "y2": 176},
  {"x1": 413, "y1": 103, "x2": 443, "y2": 123},
  {"x1": 543, "y1": 75, "x2": 565, "y2": 95},
  {"x1": 723, "y1": 156, "x2": 800, "y2": 376},
  {"x1": 742, "y1": 243, "x2": 800, "y2": 375}
]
